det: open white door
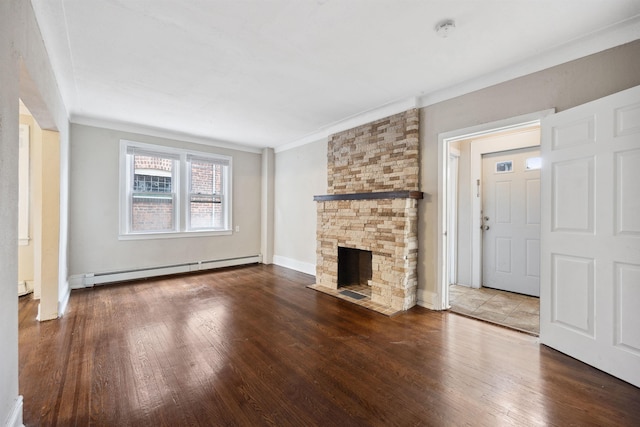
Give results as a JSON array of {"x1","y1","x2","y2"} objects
[{"x1": 540, "y1": 85, "x2": 640, "y2": 387}]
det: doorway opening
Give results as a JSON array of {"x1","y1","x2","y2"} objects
[
  {"x1": 17, "y1": 97, "x2": 61, "y2": 322},
  {"x1": 437, "y1": 110, "x2": 554, "y2": 334},
  {"x1": 481, "y1": 144, "x2": 541, "y2": 297}
]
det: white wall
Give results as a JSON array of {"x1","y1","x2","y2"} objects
[
  {"x1": 68, "y1": 124, "x2": 262, "y2": 276},
  {"x1": 273, "y1": 139, "x2": 327, "y2": 275},
  {"x1": 0, "y1": 10, "x2": 20, "y2": 420},
  {"x1": 0, "y1": 1, "x2": 69, "y2": 425}
]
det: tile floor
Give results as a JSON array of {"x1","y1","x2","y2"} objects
[{"x1": 448, "y1": 284, "x2": 540, "y2": 335}]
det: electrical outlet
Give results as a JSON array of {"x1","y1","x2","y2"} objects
[{"x1": 235, "y1": 225, "x2": 240, "y2": 232}]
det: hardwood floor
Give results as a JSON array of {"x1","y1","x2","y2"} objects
[{"x1": 19, "y1": 264, "x2": 640, "y2": 426}]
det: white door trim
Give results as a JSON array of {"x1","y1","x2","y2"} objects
[
  {"x1": 436, "y1": 109, "x2": 554, "y2": 310},
  {"x1": 448, "y1": 148, "x2": 460, "y2": 287}
]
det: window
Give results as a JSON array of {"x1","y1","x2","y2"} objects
[
  {"x1": 120, "y1": 140, "x2": 232, "y2": 238},
  {"x1": 525, "y1": 156, "x2": 542, "y2": 170},
  {"x1": 187, "y1": 155, "x2": 230, "y2": 230},
  {"x1": 495, "y1": 160, "x2": 513, "y2": 173},
  {"x1": 125, "y1": 145, "x2": 180, "y2": 233},
  {"x1": 128, "y1": 149, "x2": 178, "y2": 233}
]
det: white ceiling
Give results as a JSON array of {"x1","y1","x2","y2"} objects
[{"x1": 31, "y1": 1, "x2": 640, "y2": 150}]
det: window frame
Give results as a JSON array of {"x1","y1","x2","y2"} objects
[
  {"x1": 186, "y1": 154, "x2": 231, "y2": 232},
  {"x1": 119, "y1": 140, "x2": 233, "y2": 240}
]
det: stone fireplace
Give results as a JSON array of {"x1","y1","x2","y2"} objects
[{"x1": 310, "y1": 109, "x2": 421, "y2": 315}]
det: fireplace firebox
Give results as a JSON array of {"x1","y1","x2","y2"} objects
[{"x1": 338, "y1": 247, "x2": 372, "y2": 288}]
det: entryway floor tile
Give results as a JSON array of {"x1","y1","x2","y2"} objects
[{"x1": 449, "y1": 284, "x2": 540, "y2": 335}]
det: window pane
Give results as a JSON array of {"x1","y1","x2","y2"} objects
[
  {"x1": 525, "y1": 156, "x2": 542, "y2": 170},
  {"x1": 132, "y1": 195, "x2": 174, "y2": 232},
  {"x1": 131, "y1": 154, "x2": 175, "y2": 232},
  {"x1": 133, "y1": 154, "x2": 173, "y2": 191},
  {"x1": 190, "y1": 160, "x2": 220, "y2": 195},
  {"x1": 190, "y1": 194, "x2": 223, "y2": 229},
  {"x1": 133, "y1": 174, "x2": 172, "y2": 192}
]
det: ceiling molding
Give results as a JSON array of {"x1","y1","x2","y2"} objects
[
  {"x1": 274, "y1": 134, "x2": 328, "y2": 154},
  {"x1": 70, "y1": 114, "x2": 263, "y2": 154},
  {"x1": 275, "y1": 97, "x2": 419, "y2": 153}
]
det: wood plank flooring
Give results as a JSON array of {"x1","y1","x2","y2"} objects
[{"x1": 19, "y1": 264, "x2": 640, "y2": 426}]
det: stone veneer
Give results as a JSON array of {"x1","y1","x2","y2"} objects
[
  {"x1": 327, "y1": 110, "x2": 419, "y2": 193},
  {"x1": 316, "y1": 198, "x2": 418, "y2": 311},
  {"x1": 315, "y1": 109, "x2": 420, "y2": 313}
]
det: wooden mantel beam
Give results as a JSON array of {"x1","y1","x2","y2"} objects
[{"x1": 313, "y1": 191, "x2": 423, "y2": 202}]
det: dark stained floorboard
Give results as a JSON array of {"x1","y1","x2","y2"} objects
[{"x1": 19, "y1": 264, "x2": 640, "y2": 426}]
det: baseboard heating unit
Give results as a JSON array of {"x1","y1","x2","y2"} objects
[{"x1": 69, "y1": 255, "x2": 262, "y2": 289}]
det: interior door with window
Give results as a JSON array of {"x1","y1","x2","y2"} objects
[
  {"x1": 482, "y1": 147, "x2": 541, "y2": 296},
  {"x1": 540, "y1": 85, "x2": 640, "y2": 388}
]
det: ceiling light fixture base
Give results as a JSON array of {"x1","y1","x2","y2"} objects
[{"x1": 435, "y1": 20, "x2": 456, "y2": 38}]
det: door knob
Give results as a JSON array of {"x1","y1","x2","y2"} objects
[{"x1": 483, "y1": 225, "x2": 490, "y2": 230}]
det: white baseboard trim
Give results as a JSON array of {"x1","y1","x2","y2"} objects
[
  {"x1": 5, "y1": 395, "x2": 23, "y2": 427},
  {"x1": 68, "y1": 255, "x2": 262, "y2": 289},
  {"x1": 416, "y1": 289, "x2": 441, "y2": 311},
  {"x1": 273, "y1": 255, "x2": 316, "y2": 276}
]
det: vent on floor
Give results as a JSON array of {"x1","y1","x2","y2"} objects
[{"x1": 339, "y1": 290, "x2": 367, "y2": 300}]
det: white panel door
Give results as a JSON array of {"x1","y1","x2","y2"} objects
[
  {"x1": 482, "y1": 147, "x2": 541, "y2": 296},
  {"x1": 540, "y1": 85, "x2": 640, "y2": 388}
]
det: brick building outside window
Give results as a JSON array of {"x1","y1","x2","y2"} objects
[{"x1": 131, "y1": 154, "x2": 175, "y2": 232}]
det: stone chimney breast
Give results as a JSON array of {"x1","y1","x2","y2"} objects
[{"x1": 311, "y1": 109, "x2": 421, "y2": 315}]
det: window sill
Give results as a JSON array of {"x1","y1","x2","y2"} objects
[{"x1": 119, "y1": 229, "x2": 233, "y2": 241}]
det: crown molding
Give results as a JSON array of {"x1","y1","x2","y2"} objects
[
  {"x1": 70, "y1": 114, "x2": 263, "y2": 154},
  {"x1": 275, "y1": 97, "x2": 418, "y2": 153},
  {"x1": 274, "y1": 134, "x2": 327, "y2": 154}
]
